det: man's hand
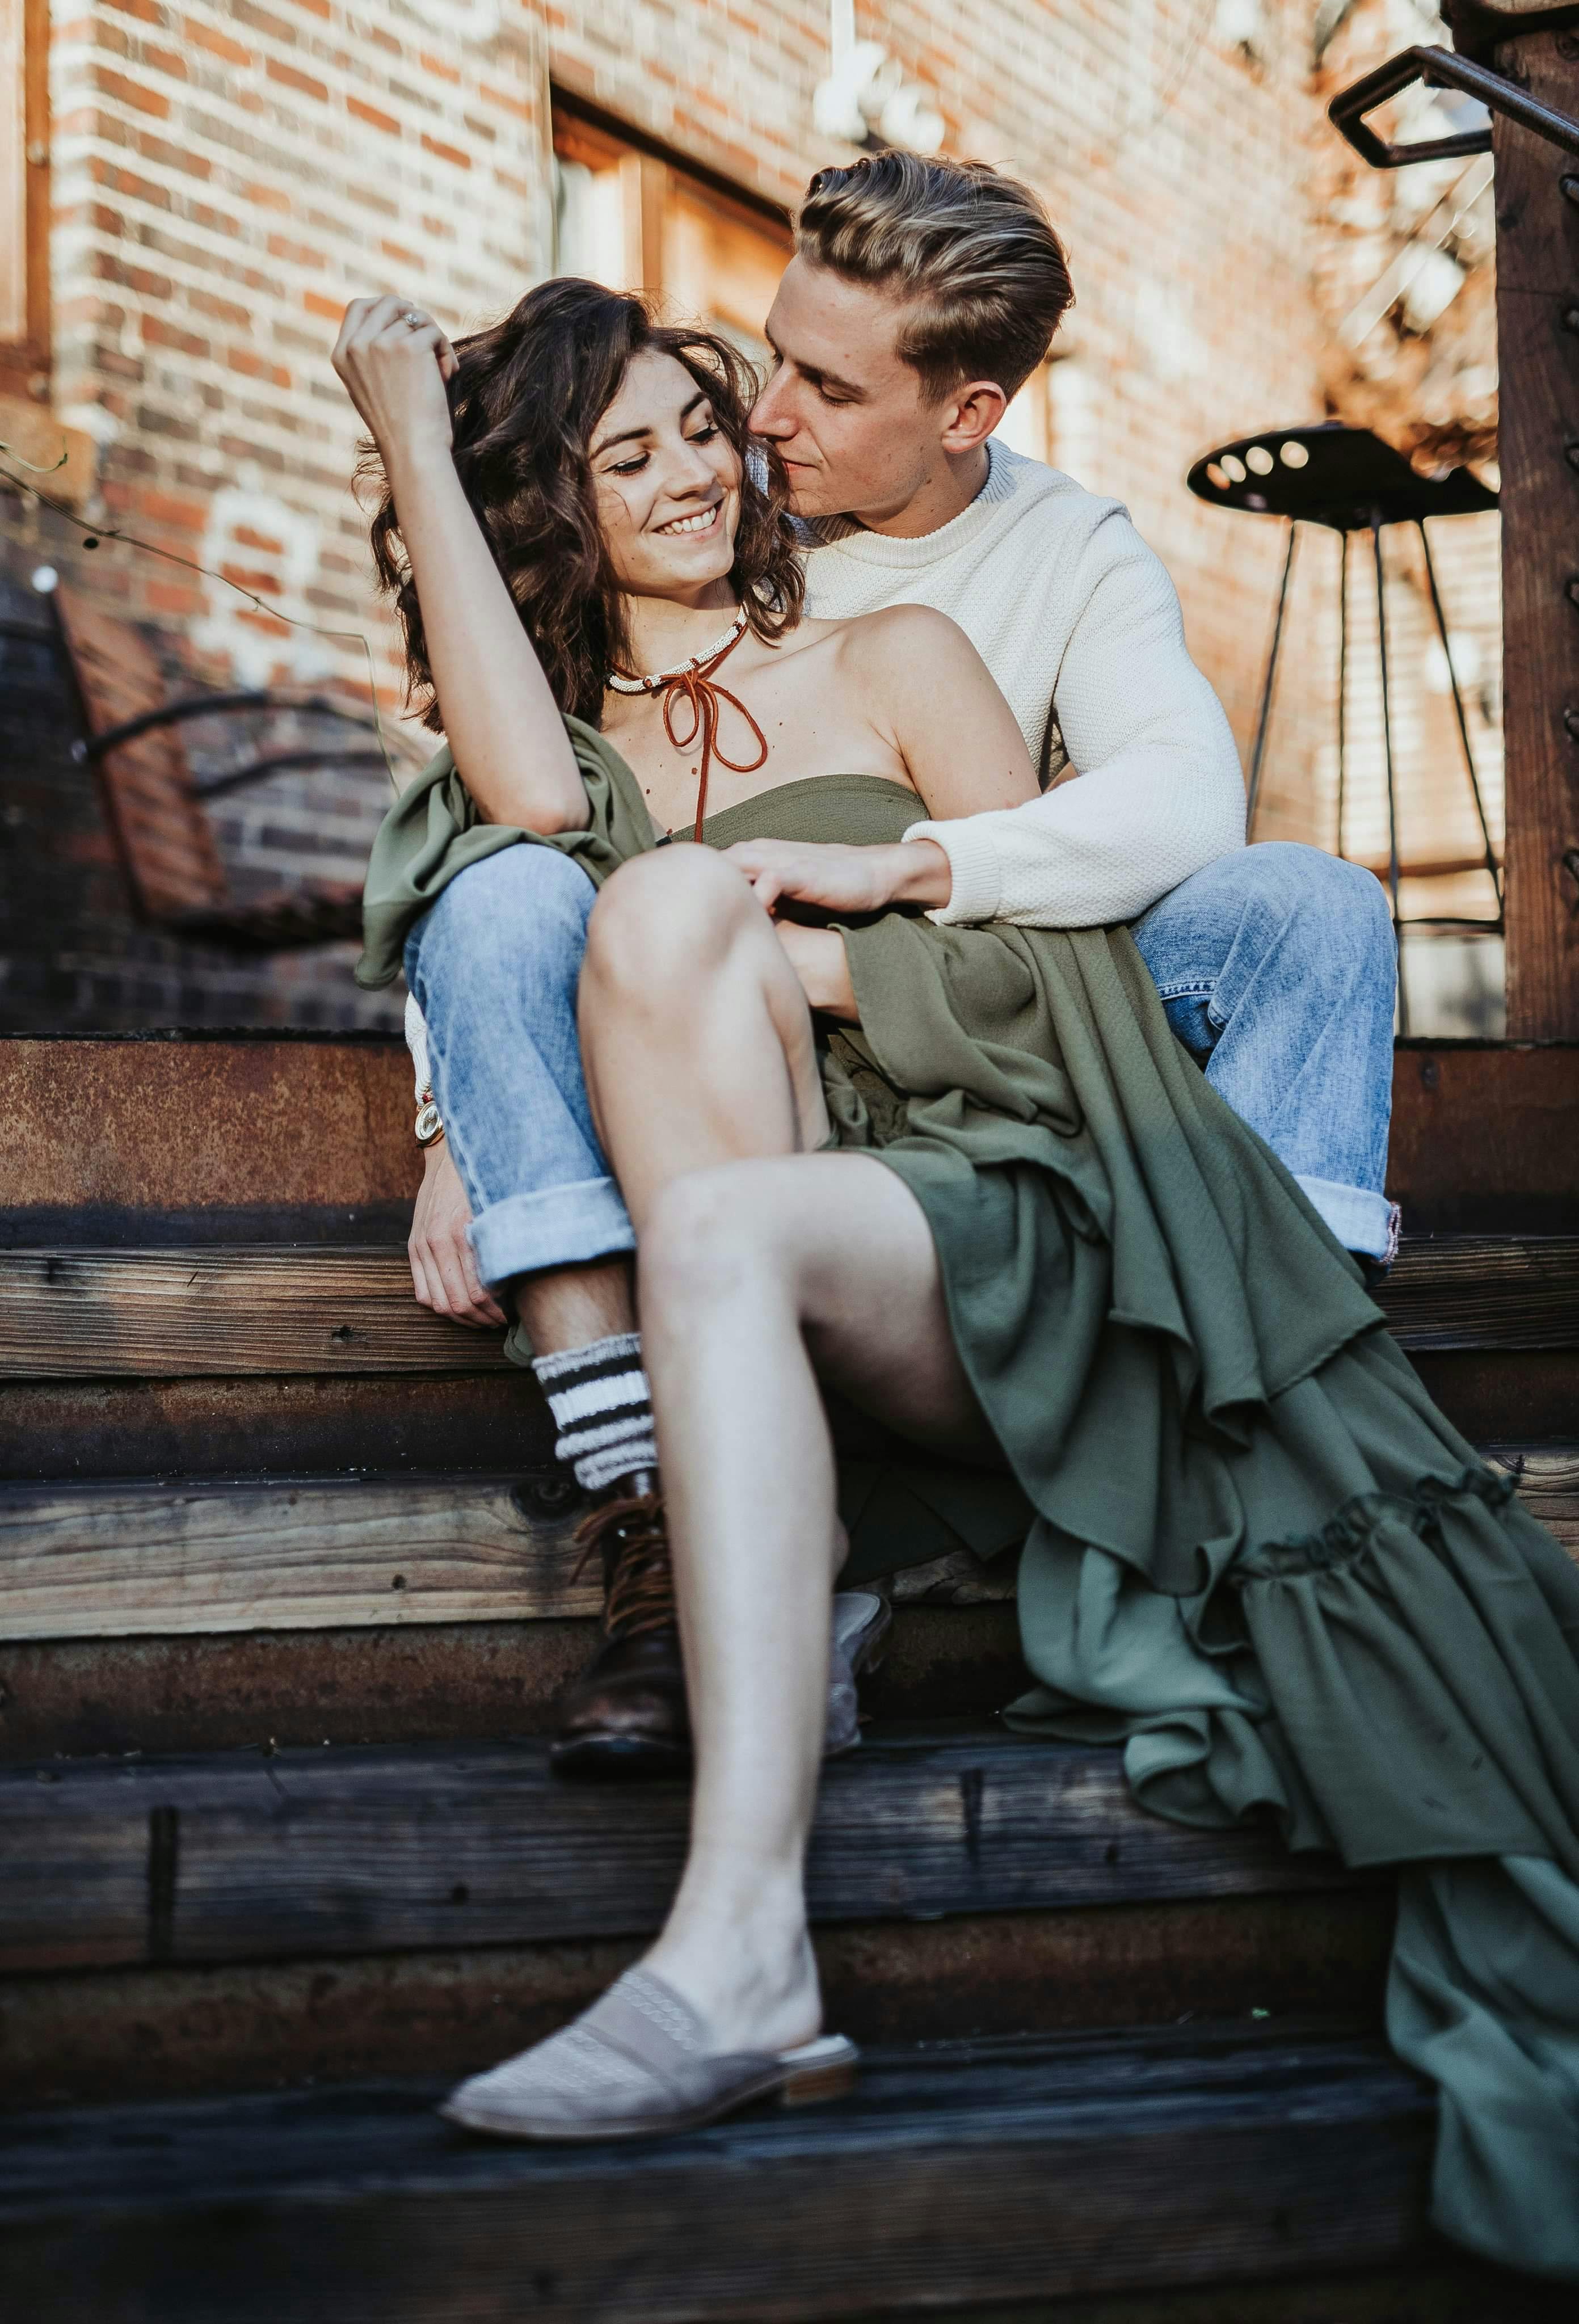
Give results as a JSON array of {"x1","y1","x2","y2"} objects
[
  {"x1": 721, "y1": 836, "x2": 953, "y2": 917},
  {"x1": 773, "y1": 921, "x2": 858, "y2": 1021},
  {"x1": 409, "y1": 1141, "x2": 507, "y2": 1328}
]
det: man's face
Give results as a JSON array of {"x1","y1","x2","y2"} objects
[{"x1": 750, "y1": 254, "x2": 944, "y2": 525}]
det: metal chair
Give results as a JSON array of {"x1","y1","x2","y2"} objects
[
  {"x1": 53, "y1": 587, "x2": 419, "y2": 950},
  {"x1": 1187, "y1": 421, "x2": 1502, "y2": 1029}
]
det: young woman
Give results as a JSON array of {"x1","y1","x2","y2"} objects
[{"x1": 343, "y1": 282, "x2": 1578, "y2": 2275}]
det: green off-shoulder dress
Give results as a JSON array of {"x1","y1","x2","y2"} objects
[{"x1": 361, "y1": 717, "x2": 1579, "y2": 2280}]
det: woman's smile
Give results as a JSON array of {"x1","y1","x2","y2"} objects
[{"x1": 653, "y1": 501, "x2": 723, "y2": 538}]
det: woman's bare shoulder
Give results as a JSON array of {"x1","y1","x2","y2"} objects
[{"x1": 838, "y1": 601, "x2": 978, "y2": 667}]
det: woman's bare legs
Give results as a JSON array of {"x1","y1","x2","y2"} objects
[{"x1": 579, "y1": 850, "x2": 991, "y2": 2053}]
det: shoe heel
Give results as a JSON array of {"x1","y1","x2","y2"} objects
[{"x1": 778, "y1": 2044, "x2": 857, "y2": 2108}]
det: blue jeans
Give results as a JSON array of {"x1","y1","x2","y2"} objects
[{"x1": 406, "y1": 839, "x2": 1399, "y2": 1283}]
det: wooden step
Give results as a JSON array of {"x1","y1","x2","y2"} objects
[
  {"x1": 0, "y1": 1726, "x2": 1373, "y2": 1979},
  {"x1": 1, "y1": 1235, "x2": 1575, "y2": 1383},
  {"x1": 0, "y1": 2024, "x2": 1437, "y2": 2321},
  {"x1": 6, "y1": 1033, "x2": 1574, "y2": 1243},
  {"x1": 7, "y1": 1352, "x2": 1578, "y2": 1479},
  {"x1": 0, "y1": 1603, "x2": 1028, "y2": 1763},
  {"x1": 0, "y1": 1887, "x2": 1394, "y2": 2114},
  {"x1": 0, "y1": 1448, "x2": 1568, "y2": 1649},
  {"x1": 0, "y1": 1371, "x2": 558, "y2": 1482},
  {"x1": 0, "y1": 1470, "x2": 997, "y2": 1646}
]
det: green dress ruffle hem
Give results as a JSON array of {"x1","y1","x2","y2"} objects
[{"x1": 360, "y1": 727, "x2": 1579, "y2": 2280}]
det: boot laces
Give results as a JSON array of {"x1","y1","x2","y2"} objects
[{"x1": 571, "y1": 1491, "x2": 676, "y2": 1643}]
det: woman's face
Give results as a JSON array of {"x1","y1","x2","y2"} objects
[{"x1": 589, "y1": 349, "x2": 742, "y2": 603}]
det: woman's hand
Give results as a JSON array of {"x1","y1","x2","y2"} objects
[
  {"x1": 773, "y1": 921, "x2": 858, "y2": 1021},
  {"x1": 722, "y1": 836, "x2": 952, "y2": 917},
  {"x1": 332, "y1": 294, "x2": 458, "y2": 469},
  {"x1": 409, "y1": 1140, "x2": 507, "y2": 1328}
]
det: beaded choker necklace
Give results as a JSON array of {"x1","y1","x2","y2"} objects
[{"x1": 607, "y1": 608, "x2": 767, "y2": 843}]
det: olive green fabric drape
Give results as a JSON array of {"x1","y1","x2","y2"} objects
[{"x1": 360, "y1": 734, "x2": 1579, "y2": 2280}]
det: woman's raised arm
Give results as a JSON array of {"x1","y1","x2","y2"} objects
[{"x1": 333, "y1": 296, "x2": 586, "y2": 831}]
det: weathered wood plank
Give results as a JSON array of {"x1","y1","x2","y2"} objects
[
  {"x1": 0, "y1": 1249, "x2": 511, "y2": 1378},
  {"x1": 0, "y1": 1475, "x2": 595, "y2": 1639},
  {"x1": 1387, "y1": 1041, "x2": 1579, "y2": 1233},
  {"x1": 0, "y1": 1449, "x2": 1568, "y2": 1646},
  {"x1": 1378, "y1": 1235, "x2": 1579, "y2": 1349},
  {"x1": 0, "y1": 1893, "x2": 1395, "y2": 2112},
  {"x1": 6, "y1": 1354, "x2": 1573, "y2": 1482},
  {"x1": 0, "y1": 1731, "x2": 1370, "y2": 1974},
  {"x1": 0, "y1": 1606, "x2": 1028, "y2": 1764},
  {"x1": 3, "y1": 1035, "x2": 1572, "y2": 1245},
  {"x1": 0, "y1": 2028, "x2": 1434, "y2": 2321},
  {"x1": 1493, "y1": 32, "x2": 1579, "y2": 1039},
  {"x1": 0, "y1": 1372, "x2": 558, "y2": 1481},
  {"x1": 0, "y1": 1037, "x2": 412, "y2": 1248},
  {"x1": 2, "y1": 1237, "x2": 1575, "y2": 1380}
]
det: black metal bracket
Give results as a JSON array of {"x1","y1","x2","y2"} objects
[
  {"x1": 1329, "y1": 43, "x2": 1579, "y2": 168},
  {"x1": 1442, "y1": 3, "x2": 1579, "y2": 65}
]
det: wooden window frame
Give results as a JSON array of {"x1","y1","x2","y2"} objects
[
  {"x1": 1, "y1": 0, "x2": 50, "y2": 398},
  {"x1": 550, "y1": 91, "x2": 790, "y2": 302}
]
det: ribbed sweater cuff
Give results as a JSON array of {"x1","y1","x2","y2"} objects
[{"x1": 903, "y1": 817, "x2": 1004, "y2": 926}]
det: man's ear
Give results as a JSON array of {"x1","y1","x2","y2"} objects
[{"x1": 938, "y1": 378, "x2": 1008, "y2": 456}]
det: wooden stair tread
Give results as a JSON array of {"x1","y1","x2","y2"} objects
[
  {"x1": 0, "y1": 2024, "x2": 1434, "y2": 2318},
  {"x1": 1, "y1": 1237, "x2": 1575, "y2": 1381},
  {"x1": 0, "y1": 1726, "x2": 1372, "y2": 1976},
  {"x1": 0, "y1": 1446, "x2": 1568, "y2": 1647},
  {"x1": 0, "y1": 1470, "x2": 1023, "y2": 1643},
  {"x1": 6, "y1": 1034, "x2": 1574, "y2": 1245}
]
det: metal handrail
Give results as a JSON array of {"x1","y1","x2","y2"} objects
[{"x1": 1329, "y1": 43, "x2": 1579, "y2": 169}]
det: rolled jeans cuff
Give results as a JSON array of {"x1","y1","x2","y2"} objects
[
  {"x1": 469, "y1": 1176, "x2": 636, "y2": 1287},
  {"x1": 1295, "y1": 1173, "x2": 1401, "y2": 1266}
]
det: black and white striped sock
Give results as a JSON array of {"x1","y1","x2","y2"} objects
[{"x1": 530, "y1": 1332, "x2": 659, "y2": 1497}]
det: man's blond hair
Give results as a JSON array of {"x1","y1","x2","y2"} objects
[{"x1": 795, "y1": 151, "x2": 1073, "y2": 402}]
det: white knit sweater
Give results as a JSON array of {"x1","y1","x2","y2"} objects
[
  {"x1": 800, "y1": 440, "x2": 1245, "y2": 925},
  {"x1": 403, "y1": 442, "x2": 1245, "y2": 1092}
]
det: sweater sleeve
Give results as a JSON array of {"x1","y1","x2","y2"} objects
[
  {"x1": 903, "y1": 510, "x2": 1247, "y2": 927},
  {"x1": 405, "y1": 992, "x2": 432, "y2": 1101}
]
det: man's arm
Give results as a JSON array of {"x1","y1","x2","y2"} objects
[{"x1": 903, "y1": 511, "x2": 1245, "y2": 927}]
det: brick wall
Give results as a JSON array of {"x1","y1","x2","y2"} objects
[{"x1": 3, "y1": 0, "x2": 1487, "y2": 1030}]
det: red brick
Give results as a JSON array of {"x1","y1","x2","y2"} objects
[
  {"x1": 347, "y1": 95, "x2": 400, "y2": 136},
  {"x1": 225, "y1": 346, "x2": 292, "y2": 388},
  {"x1": 231, "y1": 0, "x2": 297, "y2": 42},
  {"x1": 94, "y1": 64, "x2": 171, "y2": 120},
  {"x1": 184, "y1": 18, "x2": 253, "y2": 67},
  {"x1": 303, "y1": 289, "x2": 343, "y2": 321},
  {"x1": 267, "y1": 57, "x2": 328, "y2": 103},
  {"x1": 268, "y1": 232, "x2": 328, "y2": 266},
  {"x1": 141, "y1": 315, "x2": 207, "y2": 358},
  {"x1": 420, "y1": 132, "x2": 469, "y2": 170},
  {"x1": 134, "y1": 132, "x2": 212, "y2": 180}
]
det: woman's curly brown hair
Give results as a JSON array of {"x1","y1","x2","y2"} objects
[{"x1": 362, "y1": 278, "x2": 805, "y2": 731}]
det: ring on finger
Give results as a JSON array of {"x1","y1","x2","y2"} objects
[{"x1": 400, "y1": 309, "x2": 426, "y2": 329}]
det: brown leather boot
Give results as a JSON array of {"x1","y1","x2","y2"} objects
[{"x1": 549, "y1": 1471, "x2": 690, "y2": 1780}]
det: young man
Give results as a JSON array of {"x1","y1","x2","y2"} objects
[{"x1": 399, "y1": 151, "x2": 1397, "y2": 1778}]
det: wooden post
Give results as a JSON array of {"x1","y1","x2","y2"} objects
[{"x1": 1493, "y1": 27, "x2": 1579, "y2": 1035}]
